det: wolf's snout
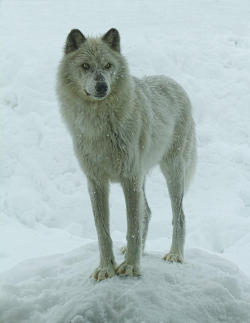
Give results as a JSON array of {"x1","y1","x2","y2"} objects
[{"x1": 95, "y1": 82, "x2": 108, "y2": 96}]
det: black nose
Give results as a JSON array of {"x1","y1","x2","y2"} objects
[{"x1": 95, "y1": 82, "x2": 108, "y2": 96}]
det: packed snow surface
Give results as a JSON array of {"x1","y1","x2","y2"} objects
[
  {"x1": 1, "y1": 0, "x2": 250, "y2": 322},
  {"x1": 1, "y1": 245, "x2": 250, "y2": 323}
]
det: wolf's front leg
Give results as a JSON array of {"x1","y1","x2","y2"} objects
[
  {"x1": 116, "y1": 178, "x2": 142, "y2": 277},
  {"x1": 88, "y1": 178, "x2": 116, "y2": 281}
]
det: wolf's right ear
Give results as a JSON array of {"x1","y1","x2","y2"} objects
[{"x1": 65, "y1": 29, "x2": 86, "y2": 54}]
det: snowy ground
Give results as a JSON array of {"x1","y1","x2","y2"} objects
[
  {"x1": 1, "y1": 0, "x2": 250, "y2": 322},
  {"x1": 1, "y1": 245, "x2": 250, "y2": 323}
]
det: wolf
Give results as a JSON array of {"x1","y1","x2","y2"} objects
[{"x1": 56, "y1": 28, "x2": 196, "y2": 281}]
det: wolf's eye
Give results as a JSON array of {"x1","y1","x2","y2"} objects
[
  {"x1": 82, "y1": 63, "x2": 90, "y2": 71},
  {"x1": 105, "y1": 63, "x2": 112, "y2": 70}
]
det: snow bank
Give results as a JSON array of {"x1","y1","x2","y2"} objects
[{"x1": 0, "y1": 245, "x2": 250, "y2": 323}]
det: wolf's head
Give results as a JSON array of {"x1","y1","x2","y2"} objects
[{"x1": 59, "y1": 28, "x2": 128, "y2": 102}]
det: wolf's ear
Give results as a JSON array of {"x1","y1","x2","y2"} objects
[
  {"x1": 102, "y1": 28, "x2": 120, "y2": 52},
  {"x1": 65, "y1": 29, "x2": 86, "y2": 54}
]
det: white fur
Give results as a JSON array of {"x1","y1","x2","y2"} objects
[{"x1": 57, "y1": 29, "x2": 196, "y2": 280}]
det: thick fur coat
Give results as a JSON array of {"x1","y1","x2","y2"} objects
[{"x1": 56, "y1": 28, "x2": 196, "y2": 280}]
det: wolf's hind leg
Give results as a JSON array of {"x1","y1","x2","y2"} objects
[
  {"x1": 160, "y1": 155, "x2": 185, "y2": 263},
  {"x1": 141, "y1": 183, "x2": 151, "y2": 254}
]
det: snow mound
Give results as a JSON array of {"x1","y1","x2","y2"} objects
[{"x1": 0, "y1": 245, "x2": 250, "y2": 323}]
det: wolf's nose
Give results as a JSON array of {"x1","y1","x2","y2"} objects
[{"x1": 95, "y1": 82, "x2": 108, "y2": 96}]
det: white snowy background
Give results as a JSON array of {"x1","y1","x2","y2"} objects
[{"x1": 1, "y1": 0, "x2": 250, "y2": 322}]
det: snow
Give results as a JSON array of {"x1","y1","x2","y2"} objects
[
  {"x1": 1, "y1": 0, "x2": 250, "y2": 322},
  {"x1": 1, "y1": 245, "x2": 250, "y2": 323}
]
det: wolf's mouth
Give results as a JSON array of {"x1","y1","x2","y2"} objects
[{"x1": 84, "y1": 89, "x2": 108, "y2": 100}]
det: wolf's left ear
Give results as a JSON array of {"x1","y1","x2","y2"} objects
[
  {"x1": 65, "y1": 29, "x2": 86, "y2": 54},
  {"x1": 102, "y1": 28, "x2": 120, "y2": 52}
]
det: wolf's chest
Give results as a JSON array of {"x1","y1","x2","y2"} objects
[
  {"x1": 88, "y1": 134, "x2": 126, "y2": 164},
  {"x1": 74, "y1": 128, "x2": 131, "y2": 180}
]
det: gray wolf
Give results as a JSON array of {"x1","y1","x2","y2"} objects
[{"x1": 56, "y1": 28, "x2": 196, "y2": 281}]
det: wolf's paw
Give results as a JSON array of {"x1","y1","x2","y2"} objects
[
  {"x1": 163, "y1": 252, "x2": 183, "y2": 263},
  {"x1": 91, "y1": 264, "x2": 116, "y2": 281},
  {"x1": 116, "y1": 261, "x2": 141, "y2": 277}
]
